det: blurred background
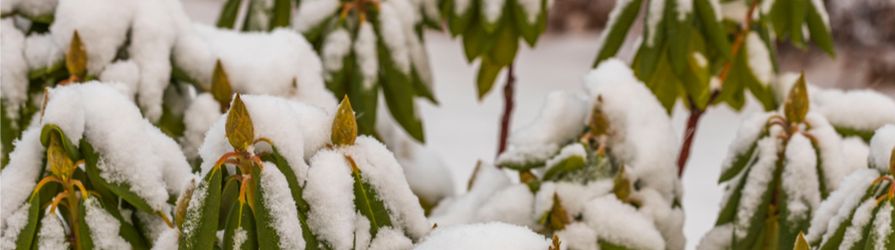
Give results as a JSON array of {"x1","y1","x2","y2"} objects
[{"x1": 181, "y1": 0, "x2": 894, "y2": 248}]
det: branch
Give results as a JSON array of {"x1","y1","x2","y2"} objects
[
  {"x1": 496, "y1": 63, "x2": 516, "y2": 157},
  {"x1": 677, "y1": 1, "x2": 759, "y2": 176}
]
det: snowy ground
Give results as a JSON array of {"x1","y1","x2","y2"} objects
[{"x1": 179, "y1": 1, "x2": 851, "y2": 248}]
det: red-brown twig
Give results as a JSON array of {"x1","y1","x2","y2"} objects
[{"x1": 496, "y1": 63, "x2": 516, "y2": 157}]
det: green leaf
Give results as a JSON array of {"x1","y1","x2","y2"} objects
[
  {"x1": 716, "y1": 161, "x2": 752, "y2": 225},
  {"x1": 224, "y1": 201, "x2": 258, "y2": 250},
  {"x1": 75, "y1": 199, "x2": 96, "y2": 250},
  {"x1": 270, "y1": 0, "x2": 291, "y2": 30},
  {"x1": 261, "y1": 148, "x2": 324, "y2": 250},
  {"x1": 219, "y1": 177, "x2": 241, "y2": 230},
  {"x1": 226, "y1": 94, "x2": 255, "y2": 151},
  {"x1": 818, "y1": 187, "x2": 877, "y2": 249},
  {"x1": 783, "y1": 73, "x2": 809, "y2": 124},
  {"x1": 40, "y1": 124, "x2": 81, "y2": 161},
  {"x1": 332, "y1": 96, "x2": 358, "y2": 146},
  {"x1": 476, "y1": 57, "x2": 502, "y2": 100},
  {"x1": 718, "y1": 135, "x2": 763, "y2": 183},
  {"x1": 789, "y1": 0, "x2": 807, "y2": 47},
  {"x1": 66, "y1": 30, "x2": 87, "y2": 79},
  {"x1": 593, "y1": 0, "x2": 642, "y2": 67},
  {"x1": 489, "y1": 22, "x2": 519, "y2": 67},
  {"x1": 378, "y1": 42, "x2": 425, "y2": 143},
  {"x1": 738, "y1": 49, "x2": 777, "y2": 111},
  {"x1": 542, "y1": 154, "x2": 587, "y2": 181},
  {"x1": 598, "y1": 240, "x2": 634, "y2": 250},
  {"x1": 732, "y1": 158, "x2": 782, "y2": 250},
  {"x1": 546, "y1": 193, "x2": 570, "y2": 231},
  {"x1": 180, "y1": 168, "x2": 223, "y2": 250},
  {"x1": 694, "y1": 0, "x2": 730, "y2": 58},
  {"x1": 212, "y1": 60, "x2": 234, "y2": 112},
  {"x1": 462, "y1": 25, "x2": 486, "y2": 62},
  {"x1": 251, "y1": 166, "x2": 285, "y2": 250},
  {"x1": 14, "y1": 194, "x2": 42, "y2": 249},
  {"x1": 340, "y1": 54, "x2": 379, "y2": 137},
  {"x1": 446, "y1": 0, "x2": 477, "y2": 36},
  {"x1": 81, "y1": 140, "x2": 156, "y2": 214},
  {"x1": 513, "y1": 0, "x2": 549, "y2": 46},
  {"x1": 346, "y1": 156, "x2": 393, "y2": 237},
  {"x1": 216, "y1": 0, "x2": 242, "y2": 29},
  {"x1": 479, "y1": 0, "x2": 501, "y2": 33},
  {"x1": 805, "y1": 2, "x2": 835, "y2": 57}
]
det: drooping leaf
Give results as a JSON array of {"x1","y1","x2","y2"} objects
[
  {"x1": 694, "y1": 0, "x2": 729, "y2": 58},
  {"x1": 804, "y1": 1, "x2": 834, "y2": 57},
  {"x1": 783, "y1": 73, "x2": 809, "y2": 124},
  {"x1": 261, "y1": 148, "x2": 324, "y2": 250},
  {"x1": 592, "y1": 0, "x2": 642, "y2": 67},
  {"x1": 489, "y1": 22, "x2": 519, "y2": 67},
  {"x1": 211, "y1": 60, "x2": 234, "y2": 112},
  {"x1": 216, "y1": 0, "x2": 242, "y2": 29},
  {"x1": 226, "y1": 94, "x2": 255, "y2": 151},
  {"x1": 346, "y1": 156, "x2": 393, "y2": 237},
  {"x1": 547, "y1": 193, "x2": 571, "y2": 231},
  {"x1": 270, "y1": 0, "x2": 291, "y2": 29},
  {"x1": 13, "y1": 194, "x2": 42, "y2": 249},
  {"x1": 180, "y1": 168, "x2": 223, "y2": 250},
  {"x1": 332, "y1": 96, "x2": 358, "y2": 146},
  {"x1": 378, "y1": 44, "x2": 425, "y2": 142},
  {"x1": 66, "y1": 30, "x2": 88, "y2": 79},
  {"x1": 219, "y1": 177, "x2": 241, "y2": 229},
  {"x1": 476, "y1": 57, "x2": 502, "y2": 100}
]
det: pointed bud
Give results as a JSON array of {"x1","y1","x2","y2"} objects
[
  {"x1": 793, "y1": 232, "x2": 809, "y2": 250},
  {"x1": 548, "y1": 193, "x2": 571, "y2": 231},
  {"x1": 613, "y1": 166, "x2": 631, "y2": 202},
  {"x1": 784, "y1": 73, "x2": 809, "y2": 124},
  {"x1": 590, "y1": 96, "x2": 610, "y2": 136},
  {"x1": 47, "y1": 133, "x2": 74, "y2": 178},
  {"x1": 211, "y1": 59, "x2": 233, "y2": 112},
  {"x1": 332, "y1": 96, "x2": 357, "y2": 146},
  {"x1": 226, "y1": 94, "x2": 254, "y2": 151},
  {"x1": 66, "y1": 30, "x2": 88, "y2": 79}
]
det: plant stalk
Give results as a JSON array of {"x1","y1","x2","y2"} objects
[{"x1": 496, "y1": 63, "x2": 516, "y2": 157}]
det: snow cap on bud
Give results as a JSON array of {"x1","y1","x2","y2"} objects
[
  {"x1": 784, "y1": 73, "x2": 809, "y2": 124},
  {"x1": 66, "y1": 30, "x2": 87, "y2": 79},
  {"x1": 331, "y1": 96, "x2": 357, "y2": 146},
  {"x1": 226, "y1": 94, "x2": 254, "y2": 151}
]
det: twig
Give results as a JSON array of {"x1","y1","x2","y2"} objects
[
  {"x1": 497, "y1": 63, "x2": 516, "y2": 157},
  {"x1": 677, "y1": 1, "x2": 759, "y2": 176}
]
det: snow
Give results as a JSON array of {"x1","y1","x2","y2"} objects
[
  {"x1": 733, "y1": 136, "x2": 779, "y2": 239},
  {"x1": 594, "y1": 0, "x2": 634, "y2": 59},
  {"x1": 0, "y1": 128, "x2": 43, "y2": 232},
  {"x1": 1, "y1": 20, "x2": 28, "y2": 120},
  {"x1": 812, "y1": 89, "x2": 895, "y2": 134},
  {"x1": 151, "y1": 227, "x2": 179, "y2": 250},
  {"x1": 707, "y1": 0, "x2": 722, "y2": 21},
  {"x1": 354, "y1": 212, "x2": 372, "y2": 250},
  {"x1": 232, "y1": 228, "x2": 247, "y2": 249},
  {"x1": 84, "y1": 197, "x2": 131, "y2": 250},
  {"x1": 585, "y1": 58, "x2": 680, "y2": 200},
  {"x1": 355, "y1": 22, "x2": 379, "y2": 90},
  {"x1": 322, "y1": 28, "x2": 352, "y2": 74},
  {"x1": 367, "y1": 227, "x2": 412, "y2": 250},
  {"x1": 414, "y1": 222, "x2": 549, "y2": 250},
  {"x1": 378, "y1": 2, "x2": 412, "y2": 73},
  {"x1": 99, "y1": 60, "x2": 140, "y2": 98},
  {"x1": 841, "y1": 137, "x2": 870, "y2": 172},
  {"x1": 259, "y1": 162, "x2": 306, "y2": 250},
  {"x1": 719, "y1": 112, "x2": 772, "y2": 176},
  {"x1": 496, "y1": 91, "x2": 587, "y2": 168},
  {"x1": 342, "y1": 136, "x2": 431, "y2": 240},
  {"x1": 810, "y1": 0, "x2": 830, "y2": 27},
  {"x1": 745, "y1": 32, "x2": 773, "y2": 85},
  {"x1": 805, "y1": 112, "x2": 852, "y2": 191},
  {"x1": 198, "y1": 95, "x2": 333, "y2": 183},
  {"x1": 555, "y1": 222, "x2": 597, "y2": 250},
  {"x1": 174, "y1": 24, "x2": 336, "y2": 112},
  {"x1": 869, "y1": 125, "x2": 895, "y2": 172},
  {"x1": 13, "y1": 0, "x2": 56, "y2": 18},
  {"x1": 37, "y1": 212, "x2": 69, "y2": 249},
  {"x1": 0, "y1": 203, "x2": 31, "y2": 248},
  {"x1": 181, "y1": 93, "x2": 221, "y2": 160},
  {"x1": 646, "y1": 0, "x2": 666, "y2": 46},
  {"x1": 306, "y1": 150, "x2": 358, "y2": 250},
  {"x1": 582, "y1": 196, "x2": 665, "y2": 250},
  {"x1": 805, "y1": 168, "x2": 879, "y2": 243},
  {"x1": 696, "y1": 224, "x2": 732, "y2": 250},
  {"x1": 430, "y1": 162, "x2": 512, "y2": 226},
  {"x1": 871, "y1": 203, "x2": 893, "y2": 249},
  {"x1": 24, "y1": 33, "x2": 63, "y2": 71},
  {"x1": 49, "y1": 0, "x2": 135, "y2": 75},
  {"x1": 291, "y1": 0, "x2": 339, "y2": 33},
  {"x1": 136, "y1": 210, "x2": 169, "y2": 243},
  {"x1": 634, "y1": 188, "x2": 685, "y2": 250},
  {"x1": 839, "y1": 199, "x2": 877, "y2": 249},
  {"x1": 42, "y1": 83, "x2": 181, "y2": 212},
  {"x1": 781, "y1": 133, "x2": 820, "y2": 223},
  {"x1": 482, "y1": 0, "x2": 506, "y2": 23},
  {"x1": 676, "y1": 0, "x2": 693, "y2": 20},
  {"x1": 143, "y1": 123, "x2": 194, "y2": 197},
  {"x1": 475, "y1": 184, "x2": 536, "y2": 228},
  {"x1": 517, "y1": 0, "x2": 543, "y2": 24},
  {"x1": 453, "y1": 0, "x2": 473, "y2": 16},
  {"x1": 533, "y1": 181, "x2": 613, "y2": 218}
]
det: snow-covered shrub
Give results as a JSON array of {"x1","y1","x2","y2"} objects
[
  {"x1": 291, "y1": 0, "x2": 436, "y2": 142},
  {"x1": 0, "y1": 83, "x2": 192, "y2": 249},
  {"x1": 0, "y1": 0, "x2": 192, "y2": 166},
  {"x1": 430, "y1": 59, "x2": 684, "y2": 249},
  {"x1": 802, "y1": 125, "x2": 895, "y2": 249},
  {"x1": 170, "y1": 94, "x2": 429, "y2": 249},
  {"x1": 697, "y1": 75, "x2": 862, "y2": 249},
  {"x1": 593, "y1": 0, "x2": 834, "y2": 112},
  {"x1": 442, "y1": 0, "x2": 551, "y2": 98},
  {"x1": 415, "y1": 222, "x2": 554, "y2": 250}
]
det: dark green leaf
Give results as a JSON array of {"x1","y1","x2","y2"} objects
[
  {"x1": 805, "y1": 2, "x2": 835, "y2": 57},
  {"x1": 14, "y1": 194, "x2": 42, "y2": 249},
  {"x1": 224, "y1": 201, "x2": 258, "y2": 250},
  {"x1": 261, "y1": 148, "x2": 324, "y2": 250},
  {"x1": 378, "y1": 41, "x2": 425, "y2": 142},
  {"x1": 476, "y1": 57, "x2": 502, "y2": 100},
  {"x1": 270, "y1": 0, "x2": 291, "y2": 30},
  {"x1": 694, "y1": 0, "x2": 730, "y2": 58},
  {"x1": 216, "y1": 0, "x2": 242, "y2": 29},
  {"x1": 180, "y1": 168, "x2": 223, "y2": 250}
]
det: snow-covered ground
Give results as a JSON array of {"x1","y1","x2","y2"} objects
[{"x1": 177, "y1": 1, "x2": 822, "y2": 248}]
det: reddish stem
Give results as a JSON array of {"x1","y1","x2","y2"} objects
[{"x1": 496, "y1": 63, "x2": 516, "y2": 157}]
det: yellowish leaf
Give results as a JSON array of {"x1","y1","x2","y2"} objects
[
  {"x1": 590, "y1": 96, "x2": 610, "y2": 136},
  {"x1": 226, "y1": 94, "x2": 254, "y2": 151},
  {"x1": 784, "y1": 73, "x2": 809, "y2": 124},
  {"x1": 613, "y1": 166, "x2": 631, "y2": 202},
  {"x1": 793, "y1": 232, "x2": 809, "y2": 250},
  {"x1": 549, "y1": 193, "x2": 571, "y2": 231},
  {"x1": 66, "y1": 30, "x2": 87, "y2": 79},
  {"x1": 47, "y1": 133, "x2": 74, "y2": 179},
  {"x1": 331, "y1": 96, "x2": 357, "y2": 146}
]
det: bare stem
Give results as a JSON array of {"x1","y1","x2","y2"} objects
[
  {"x1": 496, "y1": 63, "x2": 516, "y2": 157},
  {"x1": 677, "y1": 1, "x2": 759, "y2": 176}
]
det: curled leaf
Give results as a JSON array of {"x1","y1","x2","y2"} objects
[
  {"x1": 226, "y1": 94, "x2": 254, "y2": 151},
  {"x1": 332, "y1": 96, "x2": 357, "y2": 146},
  {"x1": 211, "y1": 59, "x2": 233, "y2": 112},
  {"x1": 784, "y1": 73, "x2": 809, "y2": 124},
  {"x1": 66, "y1": 30, "x2": 88, "y2": 79}
]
